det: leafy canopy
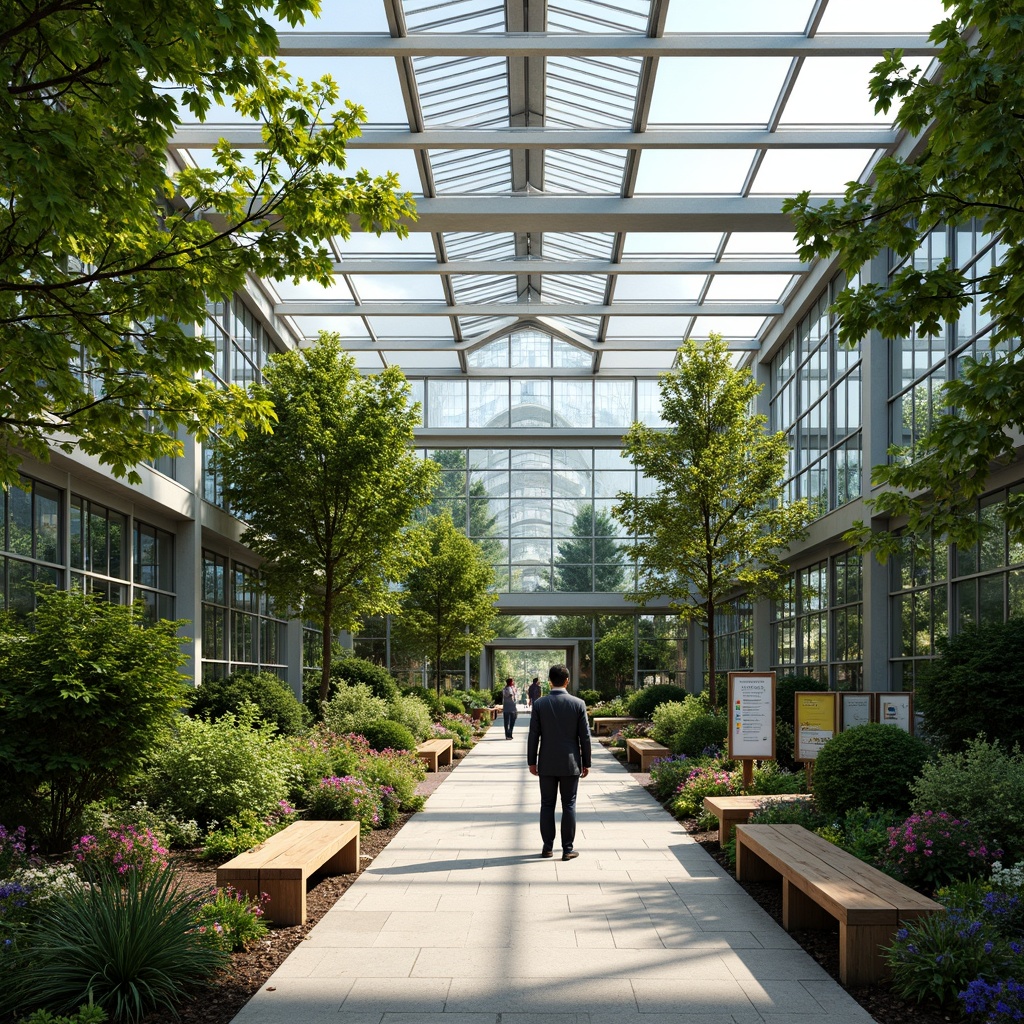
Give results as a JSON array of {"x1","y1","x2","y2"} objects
[
  {"x1": 0, "y1": 1, "x2": 415, "y2": 486},
  {"x1": 613, "y1": 335, "x2": 808, "y2": 705},
  {"x1": 783, "y1": 0, "x2": 1024, "y2": 553},
  {"x1": 216, "y1": 333, "x2": 438, "y2": 703},
  {"x1": 391, "y1": 511, "x2": 499, "y2": 695}
]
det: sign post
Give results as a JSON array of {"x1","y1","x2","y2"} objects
[
  {"x1": 727, "y1": 672, "x2": 776, "y2": 789},
  {"x1": 794, "y1": 691, "x2": 839, "y2": 787},
  {"x1": 840, "y1": 692, "x2": 874, "y2": 731},
  {"x1": 876, "y1": 692, "x2": 914, "y2": 733}
]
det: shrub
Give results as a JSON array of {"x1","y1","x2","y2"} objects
[
  {"x1": 358, "y1": 748, "x2": 426, "y2": 811},
  {"x1": 839, "y1": 806, "x2": 902, "y2": 865},
  {"x1": 71, "y1": 826, "x2": 168, "y2": 879},
  {"x1": 283, "y1": 729, "x2": 362, "y2": 806},
  {"x1": 438, "y1": 715, "x2": 473, "y2": 748},
  {"x1": 627, "y1": 684, "x2": 689, "y2": 721},
  {"x1": 144, "y1": 704, "x2": 292, "y2": 827},
  {"x1": 405, "y1": 686, "x2": 444, "y2": 719},
  {"x1": 441, "y1": 695, "x2": 466, "y2": 716},
  {"x1": 360, "y1": 719, "x2": 417, "y2": 753},
  {"x1": 745, "y1": 761, "x2": 806, "y2": 797},
  {"x1": 651, "y1": 696, "x2": 727, "y2": 757},
  {"x1": 591, "y1": 697, "x2": 629, "y2": 718},
  {"x1": 307, "y1": 776, "x2": 383, "y2": 834},
  {"x1": 330, "y1": 655, "x2": 399, "y2": 702},
  {"x1": 917, "y1": 619, "x2": 1024, "y2": 750},
  {"x1": 960, "y1": 978, "x2": 1024, "y2": 1022},
  {"x1": 388, "y1": 693, "x2": 432, "y2": 742},
  {"x1": 910, "y1": 737, "x2": 1024, "y2": 864},
  {"x1": 459, "y1": 689, "x2": 492, "y2": 710},
  {"x1": 813, "y1": 723, "x2": 932, "y2": 818},
  {"x1": 19, "y1": 1007, "x2": 108, "y2": 1024},
  {"x1": 578, "y1": 689, "x2": 600, "y2": 706},
  {"x1": 672, "y1": 764, "x2": 736, "y2": 818},
  {"x1": 81, "y1": 800, "x2": 202, "y2": 852},
  {"x1": 3, "y1": 862, "x2": 228, "y2": 1022},
  {"x1": 201, "y1": 802, "x2": 296, "y2": 860},
  {"x1": 884, "y1": 900, "x2": 1024, "y2": 1007},
  {"x1": 0, "y1": 823, "x2": 35, "y2": 878},
  {"x1": 749, "y1": 797, "x2": 828, "y2": 830},
  {"x1": 188, "y1": 672, "x2": 308, "y2": 736},
  {"x1": 883, "y1": 811, "x2": 1001, "y2": 893},
  {"x1": 0, "y1": 589, "x2": 189, "y2": 853},
  {"x1": 321, "y1": 683, "x2": 390, "y2": 737},
  {"x1": 191, "y1": 886, "x2": 268, "y2": 952},
  {"x1": 648, "y1": 756, "x2": 693, "y2": 802},
  {"x1": 775, "y1": 720, "x2": 798, "y2": 772},
  {"x1": 775, "y1": 675, "x2": 827, "y2": 729}
]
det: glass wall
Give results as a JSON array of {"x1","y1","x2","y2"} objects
[
  {"x1": 770, "y1": 272, "x2": 862, "y2": 518},
  {"x1": 2, "y1": 477, "x2": 62, "y2": 614},
  {"x1": 201, "y1": 551, "x2": 287, "y2": 679}
]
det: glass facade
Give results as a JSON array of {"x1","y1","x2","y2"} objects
[
  {"x1": 2, "y1": 477, "x2": 62, "y2": 614},
  {"x1": 770, "y1": 273, "x2": 862, "y2": 519}
]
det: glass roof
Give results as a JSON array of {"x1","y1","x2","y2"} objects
[{"x1": 170, "y1": 0, "x2": 946, "y2": 372}]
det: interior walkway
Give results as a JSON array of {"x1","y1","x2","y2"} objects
[{"x1": 231, "y1": 711, "x2": 875, "y2": 1024}]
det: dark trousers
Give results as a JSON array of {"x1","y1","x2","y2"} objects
[
  {"x1": 503, "y1": 710, "x2": 517, "y2": 737},
  {"x1": 538, "y1": 773, "x2": 580, "y2": 853}
]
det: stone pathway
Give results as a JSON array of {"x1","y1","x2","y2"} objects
[{"x1": 231, "y1": 713, "x2": 875, "y2": 1024}]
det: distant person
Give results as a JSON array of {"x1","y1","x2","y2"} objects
[
  {"x1": 502, "y1": 677, "x2": 518, "y2": 739},
  {"x1": 527, "y1": 676, "x2": 541, "y2": 707},
  {"x1": 526, "y1": 664, "x2": 591, "y2": 861}
]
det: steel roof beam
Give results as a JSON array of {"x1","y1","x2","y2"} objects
[
  {"x1": 275, "y1": 32, "x2": 939, "y2": 57},
  {"x1": 276, "y1": 300, "x2": 782, "y2": 316},
  {"x1": 329, "y1": 258, "x2": 805, "y2": 274},
  {"x1": 290, "y1": 335, "x2": 761, "y2": 351}
]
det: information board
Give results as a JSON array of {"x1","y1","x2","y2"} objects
[
  {"x1": 876, "y1": 692, "x2": 914, "y2": 733},
  {"x1": 840, "y1": 692, "x2": 874, "y2": 731},
  {"x1": 727, "y1": 672, "x2": 776, "y2": 760},
  {"x1": 795, "y1": 691, "x2": 838, "y2": 762}
]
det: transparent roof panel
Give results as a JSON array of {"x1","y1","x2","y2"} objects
[
  {"x1": 444, "y1": 232, "x2": 517, "y2": 261},
  {"x1": 600, "y1": 351, "x2": 678, "y2": 370},
  {"x1": 414, "y1": 56, "x2": 508, "y2": 128},
  {"x1": 704, "y1": 275, "x2": 796, "y2": 302},
  {"x1": 613, "y1": 276, "x2": 703, "y2": 301},
  {"x1": 780, "y1": 59, "x2": 896, "y2": 125},
  {"x1": 634, "y1": 149, "x2": 757, "y2": 195},
  {"x1": 815, "y1": 0, "x2": 946, "y2": 31},
  {"x1": 403, "y1": 0, "x2": 505, "y2": 32},
  {"x1": 545, "y1": 150, "x2": 628, "y2": 194},
  {"x1": 367, "y1": 317, "x2": 454, "y2": 338},
  {"x1": 723, "y1": 233, "x2": 802, "y2": 257},
  {"x1": 543, "y1": 233, "x2": 616, "y2": 261},
  {"x1": 547, "y1": 57, "x2": 643, "y2": 129},
  {"x1": 430, "y1": 149, "x2": 512, "y2": 194},
  {"x1": 752, "y1": 149, "x2": 878, "y2": 193},
  {"x1": 690, "y1": 315, "x2": 771, "y2": 338},
  {"x1": 606, "y1": 316, "x2": 688, "y2": 339},
  {"x1": 649, "y1": 59, "x2": 793, "y2": 125},
  {"x1": 547, "y1": 0, "x2": 650, "y2": 34},
  {"x1": 348, "y1": 275, "x2": 448, "y2": 301},
  {"x1": 622, "y1": 233, "x2": 724, "y2": 257},
  {"x1": 665, "y1": 0, "x2": 815, "y2": 32},
  {"x1": 450, "y1": 275, "x2": 519, "y2": 305}
]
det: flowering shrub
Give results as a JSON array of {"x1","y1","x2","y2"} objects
[
  {"x1": 885, "y1": 898, "x2": 1024, "y2": 1006},
  {"x1": 960, "y1": 977, "x2": 1024, "y2": 1022},
  {"x1": 0, "y1": 824, "x2": 36, "y2": 878},
  {"x1": 358, "y1": 746, "x2": 426, "y2": 812},
  {"x1": 672, "y1": 764, "x2": 735, "y2": 818},
  {"x1": 884, "y1": 811, "x2": 1001, "y2": 892},
  {"x1": 72, "y1": 825, "x2": 168, "y2": 878},
  {"x1": 191, "y1": 885, "x2": 269, "y2": 952},
  {"x1": 611, "y1": 721, "x2": 652, "y2": 748},
  {"x1": 648, "y1": 755, "x2": 691, "y2": 801},
  {"x1": 307, "y1": 776, "x2": 382, "y2": 834}
]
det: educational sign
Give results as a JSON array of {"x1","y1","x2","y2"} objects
[
  {"x1": 727, "y1": 672, "x2": 776, "y2": 760},
  {"x1": 795, "y1": 691, "x2": 838, "y2": 762},
  {"x1": 841, "y1": 692, "x2": 874, "y2": 731},
  {"x1": 876, "y1": 692, "x2": 914, "y2": 734}
]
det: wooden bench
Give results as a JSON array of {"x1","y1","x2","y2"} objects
[
  {"x1": 415, "y1": 737, "x2": 454, "y2": 771},
  {"x1": 591, "y1": 716, "x2": 639, "y2": 736},
  {"x1": 216, "y1": 819, "x2": 360, "y2": 927},
  {"x1": 735, "y1": 823, "x2": 942, "y2": 986},
  {"x1": 703, "y1": 794, "x2": 815, "y2": 847},
  {"x1": 625, "y1": 737, "x2": 671, "y2": 771}
]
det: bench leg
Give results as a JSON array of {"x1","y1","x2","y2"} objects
[
  {"x1": 839, "y1": 923, "x2": 892, "y2": 986},
  {"x1": 735, "y1": 840, "x2": 778, "y2": 883},
  {"x1": 324, "y1": 833, "x2": 361, "y2": 875},
  {"x1": 262, "y1": 876, "x2": 305, "y2": 927},
  {"x1": 720, "y1": 811, "x2": 748, "y2": 848},
  {"x1": 216, "y1": 868, "x2": 260, "y2": 904},
  {"x1": 441, "y1": 745, "x2": 453, "y2": 767},
  {"x1": 782, "y1": 879, "x2": 834, "y2": 931}
]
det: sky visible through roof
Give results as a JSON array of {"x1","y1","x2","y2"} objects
[{"x1": 171, "y1": 0, "x2": 946, "y2": 374}]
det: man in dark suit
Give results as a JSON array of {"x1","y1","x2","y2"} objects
[{"x1": 527, "y1": 663, "x2": 591, "y2": 861}]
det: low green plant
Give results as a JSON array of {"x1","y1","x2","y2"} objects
[
  {"x1": 813, "y1": 723, "x2": 932, "y2": 818},
  {"x1": 438, "y1": 715, "x2": 473, "y2": 747},
  {"x1": 144, "y1": 704, "x2": 291, "y2": 827},
  {"x1": 745, "y1": 761, "x2": 805, "y2": 796},
  {"x1": 387, "y1": 693, "x2": 432, "y2": 742},
  {"x1": 910, "y1": 736, "x2": 1024, "y2": 863},
  {"x1": 590, "y1": 697, "x2": 629, "y2": 718},
  {"x1": 321, "y1": 683, "x2": 390, "y2": 737},
  {"x1": 459, "y1": 689, "x2": 492, "y2": 710},
  {"x1": 627, "y1": 684, "x2": 689, "y2": 721},
  {"x1": 651, "y1": 696, "x2": 727, "y2": 757},
  {"x1": 81, "y1": 801, "x2": 202, "y2": 852},
  {"x1": 748, "y1": 798, "x2": 828, "y2": 830},
  {"x1": 201, "y1": 802, "x2": 296, "y2": 860},
  {"x1": 838, "y1": 806, "x2": 900, "y2": 864},
  {"x1": 188, "y1": 672, "x2": 309, "y2": 736},
  {"x1": 283, "y1": 729, "x2": 361, "y2": 806},
  {"x1": 4, "y1": 862, "x2": 228, "y2": 1022},
  {"x1": 578, "y1": 689, "x2": 600, "y2": 706},
  {"x1": 360, "y1": 719, "x2": 417, "y2": 753},
  {"x1": 404, "y1": 686, "x2": 444, "y2": 719},
  {"x1": 441, "y1": 695, "x2": 466, "y2": 716},
  {"x1": 191, "y1": 885, "x2": 268, "y2": 952},
  {"x1": 18, "y1": 1006, "x2": 109, "y2": 1024},
  {"x1": 358, "y1": 748, "x2": 426, "y2": 811}
]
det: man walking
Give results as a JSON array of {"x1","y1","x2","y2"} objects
[
  {"x1": 527, "y1": 664, "x2": 591, "y2": 861},
  {"x1": 527, "y1": 676, "x2": 541, "y2": 707}
]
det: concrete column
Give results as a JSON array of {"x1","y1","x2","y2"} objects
[
  {"x1": 286, "y1": 618, "x2": 304, "y2": 700},
  {"x1": 176, "y1": 435, "x2": 202, "y2": 689}
]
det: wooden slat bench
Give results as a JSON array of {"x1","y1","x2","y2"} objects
[
  {"x1": 735, "y1": 823, "x2": 942, "y2": 986},
  {"x1": 415, "y1": 737, "x2": 454, "y2": 771},
  {"x1": 591, "y1": 716, "x2": 639, "y2": 736},
  {"x1": 703, "y1": 794, "x2": 815, "y2": 847},
  {"x1": 625, "y1": 737, "x2": 671, "y2": 771},
  {"x1": 217, "y1": 819, "x2": 360, "y2": 927}
]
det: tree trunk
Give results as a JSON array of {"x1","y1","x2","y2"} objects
[
  {"x1": 435, "y1": 636, "x2": 443, "y2": 697},
  {"x1": 706, "y1": 597, "x2": 717, "y2": 708},
  {"x1": 319, "y1": 567, "x2": 334, "y2": 707}
]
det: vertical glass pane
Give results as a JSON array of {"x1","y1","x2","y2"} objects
[
  {"x1": 469, "y1": 380, "x2": 509, "y2": 427},
  {"x1": 510, "y1": 379, "x2": 551, "y2": 427},
  {"x1": 553, "y1": 381, "x2": 592, "y2": 428},
  {"x1": 109, "y1": 512, "x2": 127, "y2": 580},
  {"x1": 70, "y1": 497, "x2": 84, "y2": 570},
  {"x1": 90, "y1": 510, "x2": 107, "y2": 575},
  {"x1": 636, "y1": 380, "x2": 665, "y2": 426},
  {"x1": 8, "y1": 481, "x2": 31, "y2": 558},
  {"x1": 595, "y1": 380, "x2": 634, "y2": 427},
  {"x1": 427, "y1": 379, "x2": 467, "y2": 428},
  {"x1": 34, "y1": 483, "x2": 60, "y2": 564}
]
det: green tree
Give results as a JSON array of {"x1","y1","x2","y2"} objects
[
  {"x1": 783, "y1": 0, "x2": 1024, "y2": 553},
  {"x1": 552, "y1": 506, "x2": 626, "y2": 593},
  {"x1": 391, "y1": 512, "x2": 499, "y2": 696},
  {"x1": 613, "y1": 335, "x2": 808, "y2": 706},
  {"x1": 216, "y1": 334, "x2": 437, "y2": 705},
  {"x1": 0, "y1": 588, "x2": 189, "y2": 852},
  {"x1": 0, "y1": 0, "x2": 415, "y2": 487}
]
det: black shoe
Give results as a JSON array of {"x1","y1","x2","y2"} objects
[
  {"x1": 540, "y1": 848, "x2": 553, "y2": 858},
  {"x1": 562, "y1": 851, "x2": 579, "y2": 861}
]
